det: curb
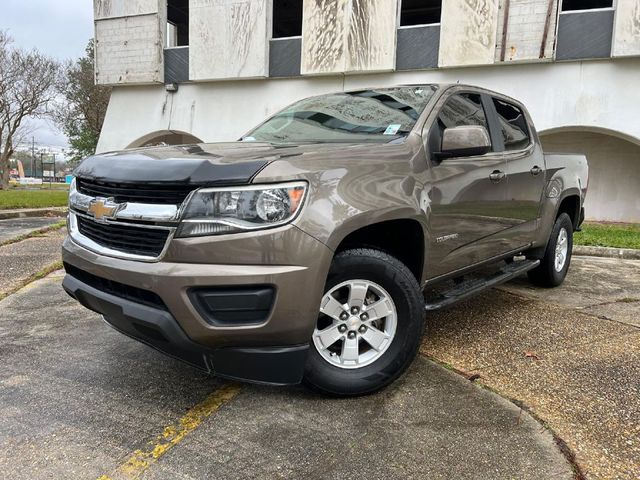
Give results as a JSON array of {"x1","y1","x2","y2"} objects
[
  {"x1": 573, "y1": 245, "x2": 640, "y2": 260},
  {"x1": 0, "y1": 207, "x2": 67, "y2": 220},
  {"x1": 421, "y1": 353, "x2": 584, "y2": 479}
]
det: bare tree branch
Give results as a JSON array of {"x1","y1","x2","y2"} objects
[{"x1": 0, "y1": 30, "x2": 61, "y2": 188}]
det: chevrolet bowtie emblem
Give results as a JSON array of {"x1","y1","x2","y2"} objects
[{"x1": 87, "y1": 198, "x2": 122, "y2": 223}]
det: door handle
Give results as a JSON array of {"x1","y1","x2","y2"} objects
[
  {"x1": 489, "y1": 170, "x2": 506, "y2": 183},
  {"x1": 530, "y1": 166, "x2": 543, "y2": 176}
]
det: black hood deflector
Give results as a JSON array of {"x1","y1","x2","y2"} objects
[{"x1": 73, "y1": 145, "x2": 270, "y2": 186}]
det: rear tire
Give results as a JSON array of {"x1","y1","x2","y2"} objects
[
  {"x1": 303, "y1": 248, "x2": 425, "y2": 396},
  {"x1": 527, "y1": 212, "x2": 573, "y2": 288}
]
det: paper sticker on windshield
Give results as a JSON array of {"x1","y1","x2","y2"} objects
[{"x1": 384, "y1": 124, "x2": 401, "y2": 135}]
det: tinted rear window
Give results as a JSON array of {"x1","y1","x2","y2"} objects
[{"x1": 492, "y1": 98, "x2": 530, "y2": 151}]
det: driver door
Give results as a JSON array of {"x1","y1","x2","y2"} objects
[{"x1": 424, "y1": 91, "x2": 512, "y2": 279}]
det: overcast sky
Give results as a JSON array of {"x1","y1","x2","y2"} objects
[{"x1": 3, "y1": 0, "x2": 95, "y2": 148}]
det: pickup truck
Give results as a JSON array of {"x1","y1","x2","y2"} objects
[{"x1": 62, "y1": 84, "x2": 588, "y2": 396}]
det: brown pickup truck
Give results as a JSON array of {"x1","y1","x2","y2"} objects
[{"x1": 62, "y1": 84, "x2": 588, "y2": 396}]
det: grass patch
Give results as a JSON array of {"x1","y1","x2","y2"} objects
[
  {"x1": 0, "y1": 189, "x2": 69, "y2": 209},
  {"x1": 0, "y1": 220, "x2": 67, "y2": 247},
  {"x1": 0, "y1": 260, "x2": 63, "y2": 302},
  {"x1": 9, "y1": 181, "x2": 70, "y2": 190},
  {"x1": 574, "y1": 222, "x2": 640, "y2": 250}
]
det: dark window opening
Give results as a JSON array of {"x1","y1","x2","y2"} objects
[
  {"x1": 562, "y1": 0, "x2": 613, "y2": 11},
  {"x1": 400, "y1": 0, "x2": 442, "y2": 26},
  {"x1": 273, "y1": 0, "x2": 303, "y2": 38},
  {"x1": 492, "y1": 98, "x2": 530, "y2": 151},
  {"x1": 167, "y1": 0, "x2": 189, "y2": 47}
]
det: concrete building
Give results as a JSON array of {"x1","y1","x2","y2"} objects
[{"x1": 93, "y1": 0, "x2": 640, "y2": 222}]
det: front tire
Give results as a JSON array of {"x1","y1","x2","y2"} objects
[
  {"x1": 527, "y1": 212, "x2": 573, "y2": 287},
  {"x1": 303, "y1": 248, "x2": 425, "y2": 396}
]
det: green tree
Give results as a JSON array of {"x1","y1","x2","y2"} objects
[{"x1": 55, "y1": 40, "x2": 111, "y2": 167}]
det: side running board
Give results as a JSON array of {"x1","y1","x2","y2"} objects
[{"x1": 425, "y1": 259, "x2": 540, "y2": 311}]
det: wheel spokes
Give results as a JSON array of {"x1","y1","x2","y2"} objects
[
  {"x1": 341, "y1": 335, "x2": 359, "y2": 362},
  {"x1": 320, "y1": 294, "x2": 347, "y2": 321},
  {"x1": 313, "y1": 279, "x2": 398, "y2": 369},
  {"x1": 315, "y1": 324, "x2": 343, "y2": 350},
  {"x1": 363, "y1": 297, "x2": 394, "y2": 321},
  {"x1": 348, "y1": 282, "x2": 369, "y2": 309},
  {"x1": 361, "y1": 325, "x2": 390, "y2": 351}
]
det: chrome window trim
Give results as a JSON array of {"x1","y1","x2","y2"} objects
[
  {"x1": 194, "y1": 180, "x2": 308, "y2": 194},
  {"x1": 68, "y1": 211, "x2": 176, "y2": 263}
]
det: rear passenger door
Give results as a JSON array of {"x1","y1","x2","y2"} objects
[
  {"x1": 424, "y1": 91, "x2": 513, "y2": 278},
  {"x1": 489, "y1": 97, "x2": 546, "y2": 248}
]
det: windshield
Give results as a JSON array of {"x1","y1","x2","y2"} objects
[{"x1": 244, "y1": 86, "x2": 438, "y2": 144}]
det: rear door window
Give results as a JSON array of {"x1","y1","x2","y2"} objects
[{"x1": 492, "y1": 98, "x2": 530, "y2": 151}]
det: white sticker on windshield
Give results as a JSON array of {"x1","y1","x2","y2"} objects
[
  {"x1": 384, "y1": 124, "x2": 401, "y2": 135},
  {"x1": 242, "y1": 136, "x2": 256, "y2": 142}
]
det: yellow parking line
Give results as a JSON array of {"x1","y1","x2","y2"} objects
[{"x1": 97, "y1": 383, "x2": 241, "y2": 480}]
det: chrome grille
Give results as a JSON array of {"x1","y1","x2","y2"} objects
[{"x1": 75, "y1": 215, "x2": 171, "y2": 258}]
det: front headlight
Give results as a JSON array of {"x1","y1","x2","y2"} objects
[{"x1": 175, "y1": 181, "x2": 307, "y2": 238}]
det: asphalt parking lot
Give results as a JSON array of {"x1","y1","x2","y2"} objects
[
  {"x1": 0, "y1": 216, "x2": 62, "y2": 244},
  {"x1": 1, "y1": 222, "x2": 638, "y2": 479},
  {"x1": 0, "y1": 271, "x2": 573, "y2": 480}
]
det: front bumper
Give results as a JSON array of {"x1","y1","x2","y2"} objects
[
  {"x1": 62, "y1": 274, "x2": 308, "y2": 384},
  {"x1": 61, "y1": 226, "x2": 333, "y2": 385}
]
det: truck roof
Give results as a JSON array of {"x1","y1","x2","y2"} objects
[{"x1": 335, "y1": 84, "x2": 525, "y2": 108}]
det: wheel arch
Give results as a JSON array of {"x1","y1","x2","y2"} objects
[
  {"x1": 555, "y1": 193, "x2": 581, "y2": 230},
  {"x1": 332, "y1": 217, "x2": 426, "y2": 284}
]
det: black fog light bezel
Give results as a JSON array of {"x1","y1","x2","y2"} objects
[{"x1": 188, "y1": 286, "x2": 276, "y2": 327}]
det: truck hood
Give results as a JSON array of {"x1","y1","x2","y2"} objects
[{"x1": 73, "y1": 141, "x2": 371, "y2": 185}]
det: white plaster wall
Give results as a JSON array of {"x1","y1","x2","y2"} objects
[
  {"x1": 439, "y1": 0, "x2": 500, "y2": 67},
  {"x1": 94, "y1": 14, "x2": 164, "y2": 85},
  {"x1": 94, "y1": 0, "x2": 160, "y2": 19},
  {"x1": 495, "y1": 0, "x2": 558, "y2": 62},
  {"x1": 541, "y1": 131, "x2": 640, "y2": 222},
  {"x1": 189, "y1": 0, "x2": 270, "y2": 81},
  {"x1": 301, "y1": 0, "x2": 398, "y2": 75},
  {"x1": 302, "y1": 0, "x2": 348, "y2": 74},
  {"x1": 345, "y1": 0, "x2": 398, "y2": 72},
  {"x1": 612, "y1": 0, "x2": 640, "y2": 57}
]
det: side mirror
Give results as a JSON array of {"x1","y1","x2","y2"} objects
[{"x1": 439, "y1": 125, "x2": 491, "y2": 159}]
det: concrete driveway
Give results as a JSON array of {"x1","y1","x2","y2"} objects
[
  {"x1": 423, "y1": 256, "x2": 640, "y2": 479},
  {"x1": 0, "y1": 216, "x2": 63, "y2": 244},
  {"x1": 0, "y1": 272, "x2": 572, "y2": 480}
]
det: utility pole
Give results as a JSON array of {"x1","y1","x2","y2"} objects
[{"x1": 31, "y1": 137, "x2": 35, "y2": 178}]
